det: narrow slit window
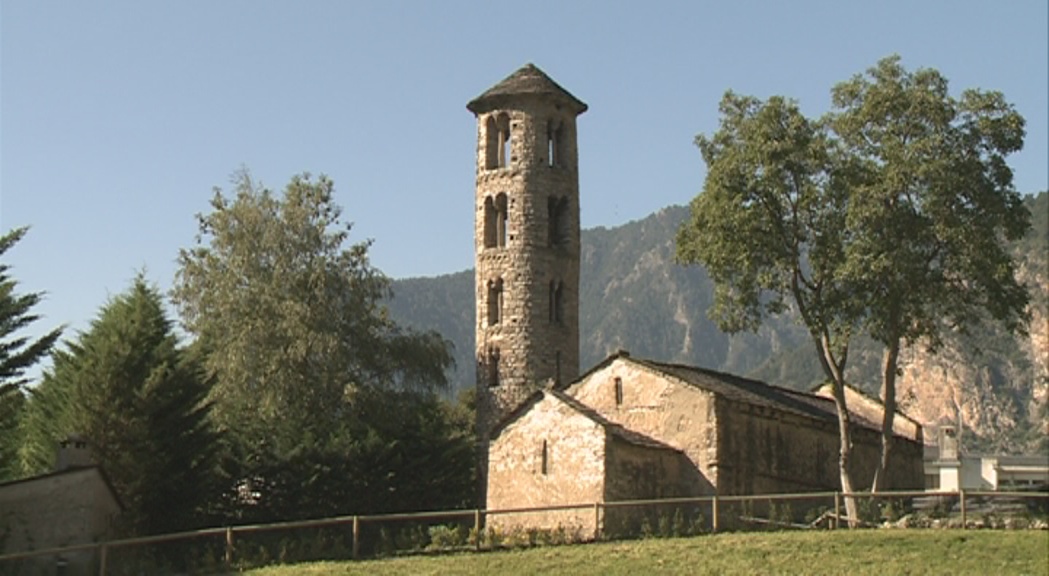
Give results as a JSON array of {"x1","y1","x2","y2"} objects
[
  {"x1": 546, "y1": 120, "x2": 563, "y2": 167},
  {"x1": 540, "y1": 440, "x2": 549, "y2": 475},
  {"x1": 483, "y1": 197, "x2": 497, "y2": 248},
  {"x1": 487, "y1": 278, "x2": 503, "y2": 325},
  {"x1": 495, "y1": 193, "x2": 508, "y2": 248},
  {"x1": 548, "y1": 280, "x2": 557, "y2": 323},
  {"x1": 553, "y1": 281, "x2": 564, "y2": 324},
  {"x1": 614, "y1": 377, "x2": 623, "y2": 406},
  {"x1": 496, "y1": 113, "x2": 511, "y2": 168},
  {"x1": 487, "y1": 347, "x2": 500, "y2": 387}
]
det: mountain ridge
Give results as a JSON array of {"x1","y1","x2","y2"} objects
[{"x1": 387, "y1": 193, "x2": 1048, "y2": 454}]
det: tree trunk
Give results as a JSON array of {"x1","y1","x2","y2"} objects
[
  {"x1": 827, "y1": 376, "x2": 859, "y2": 526},
  {"x1": 871, "y1": 338, "x2": 900, "y2": 493},
  {"x1": 815, "y1": 332, "x2": 860, "y2": 527}
]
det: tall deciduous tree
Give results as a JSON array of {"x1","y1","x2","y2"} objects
[
  {"x1": 829, "y1": 57, "x2": 1029, "y2": 489},
  {"x1": 0, "y1": 227, "x2": 62, "y2": 481},
  {"x1": 171, "y1": 171, "x2": 458, "y2": 519},
  {"x1": 18, "y1": 276, "x2": 218, "y2": 535},
  {"x1": 676, "y1": 56, "x2": 1030, "y2": 519},
  {"x1": 676, "y1": 92, "x2": 865, "y2": 520}
]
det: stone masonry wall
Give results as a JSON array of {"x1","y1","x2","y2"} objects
[
  {"x1": 603, "y1": 438, "x2": 684, "y2": 503},
  {"x1": 716, "y1": 398, "x2": 925, "y2": 495},
  {"x1": 0, "y1": 468, "x2": 119, "y2": 576},
  {"x1": 567, "y1": 359, "x2": 717, "y2": 494},
  {"x1": 849, "y1": 421, "x2": 925, "y2": 491},
  {"x1": 487, "y1": 394, "x2": 604, "y2": 535},
  {"x1": 603, "y1": 438, "x2": 688, "y2": 537},
  {"x1": 715, "y1": 399, "x2": 841, "y2": 495}
]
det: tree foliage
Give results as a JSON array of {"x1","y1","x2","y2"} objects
[
  {"x1": 676, "y1": 56, "x2": 1031, "y2": 505},
  {"x1": 676, "y1": 89, "x2": 865, "y2": 514},
  {"x1": 0, "y1": 227, "x2": 62, "y2": 481},
  {"x1": 172, "y1": 171, "x2": 468, "y2": 520},
  {"x1": 830, "y1": 58, "x2": 1030, "y2": 488},
  {"x1": 17, "y1": 275, "x2": 218, "y2": 535}
]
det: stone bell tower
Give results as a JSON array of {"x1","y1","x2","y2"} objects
[{"x1": 467, "y1": 64, "x2": 586, "y2": 495}]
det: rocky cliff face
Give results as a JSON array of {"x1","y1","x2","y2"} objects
[
  {"x1": 895, "y1": 217, "x2": 1048, "y2": 454},
  {"x1": 388, "y1": 193, "x2": 1048, "y2": 454}
]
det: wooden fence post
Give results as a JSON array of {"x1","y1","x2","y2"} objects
[
  {"x1": 959, "y1": 489, "x2": 966, "y2": 529},
  {"x1": 711, "y1": 496, "x2": 719, "y2": 533},
  {"x1": 225, "y1": 527, "x2": 234, "y2": 567},
  {"x1": 352, "y1": 516, "x2": 360, "y2": 559},
  {"x1": 593, "y1": 502, "x2": 602, "y2": 540},
  {"x1": 97, "y1": 544, "x2": 108, "y2": 576},
  {"x1": 474, "y1": 509, "x2": 482, "y2": 551},
  {"x1": 834, "y1": 492, "x2": 841, "y2": 530}
]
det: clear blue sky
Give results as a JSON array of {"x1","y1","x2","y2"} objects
[{"x1": 2, "y1": 1, "x2": 1047, "y2": 380}]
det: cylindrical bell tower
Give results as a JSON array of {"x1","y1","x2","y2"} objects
[{"x1": 467, "y1": 64, "x2": 587, "y2": 500}]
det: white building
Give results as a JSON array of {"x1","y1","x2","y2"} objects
[{"x1": 924, "y1": 425, "x2": 1049, "y2": 491}]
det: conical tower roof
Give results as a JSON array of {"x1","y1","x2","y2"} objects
[{"x1": 467, "y1": 63, "x2": 587, "y2": 115}]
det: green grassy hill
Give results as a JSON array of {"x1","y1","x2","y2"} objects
[{"x1": 245, "y1": 530, "x2": 1048, "y2": 575}]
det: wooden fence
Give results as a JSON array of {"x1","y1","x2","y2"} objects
[{"x1": 1, "y1": 489, "x2": 1045, "y2": 575}]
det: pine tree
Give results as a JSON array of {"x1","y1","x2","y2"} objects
[
  {"x1": 0, "y1": 227, "x2": 62, "y2": 481},
  {"x1": 18, "y1": 275, "x2": 219, "y2": 534}
]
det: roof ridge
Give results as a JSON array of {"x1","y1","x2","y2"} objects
[
  {"x1": 641, "y1": 357, "x2": 846, "y2": 406},
  {"x1": 811, "y1": 382, "x2": 925, "y2": 428}
]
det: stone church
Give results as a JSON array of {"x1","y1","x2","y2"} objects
[{"x1": 466, "y1": 65, "x2": 924, "y2": 530}]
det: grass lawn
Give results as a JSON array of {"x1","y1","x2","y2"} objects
[{"x1": 244, "y1": 529, "x2": 1049, "y2": 575}]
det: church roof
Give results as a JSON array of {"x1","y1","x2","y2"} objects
[
  {"x1": 573, "y1": 351, "x2": 911, "y2": 438},
  {"x1": 467, "y1": 63, "x2": 588, "y2": 115},
  {"x1": 635, "y1": 357, "x2": 846, "y2": 424}
]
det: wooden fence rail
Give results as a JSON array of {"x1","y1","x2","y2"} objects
[{"x1": 1, "y1": 489, "x2": 1045, "y2": 575}]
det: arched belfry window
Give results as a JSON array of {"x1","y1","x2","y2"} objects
[
  {"x1": 487, "y1": 278, "x2": 504, "y2": 326},
  {"x1": 487, "y1": 347, "x2": 500, "y2": 387},
  {"x1": 549, "y1": 280, "x2": 564, "y2": 324},
  {"x1": 483, "y1": 194, "x2": 509, "y2": 249},
  {"x1": 485, "y1": 116, "x2": 499, "y2": 170},
  {"x1": 485, "y1": 113, "x2": 512, "y2": 169},
  {"x1": 483, "y1": 197, "x2": 497, "y2": 248},
  {"x1": 548, "y1": 196, "x2": 570, "y2": 247},
  {"x1": 547, "y1": 120, "x2": 564, "y2": 167}
]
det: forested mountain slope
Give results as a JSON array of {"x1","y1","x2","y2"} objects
[{"x1": 387, "y1": 193, "x2": 1048, "y2": 453}]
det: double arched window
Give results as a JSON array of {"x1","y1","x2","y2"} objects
[{"x1": 485, "y1": 113, "x2": 512, "y2": 170}]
